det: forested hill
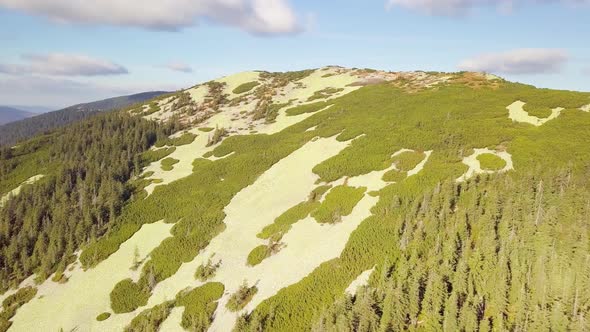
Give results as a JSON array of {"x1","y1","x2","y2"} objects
[
  {"x1": 0, "y1": 107, "x2": 35, "y2": 125},
  {"x1": 1, "y1": 67, "x2": 589, "y2": 332},
  {"x1": 0, "y1": 91, "x2": 169, "y2": 147}
]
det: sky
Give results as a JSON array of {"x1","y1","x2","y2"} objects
[{"x1": 0, "y1": 0, "x2": 589, "y2": 109}]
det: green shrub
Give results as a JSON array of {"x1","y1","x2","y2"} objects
[
  {"x1": 247, "y1": 245, "x2": 270, "y2": 266},
  {"x1": 124, "y1": 301, "x2": 173, "y2": 332},
  {"x1": 285, "y1": 101, "x2": 331, "y2": 116},
  {"x1": 96, "y1": 312, "x2": 111, "y2": 321},
  {"x1": 0, "y1": 286, "x2": 37, "y2": 331},
  {"x1": 176, "y1": 282, "x2": 224, "y2": 331},
  {"x1": 141, "y1": 147, "x2": 176, "y2": 164},
  {"x1": 257, "y1": 201, "x2": 320, "y2": 240},
  {"x1": 227, "y1": 281, "x2": 258, "y2": 312},
  {"x1": 160, "y1": 157, "x2": 179, "y2": 171},
  {"x1": 392, "y1": 151, "x2": 426, "y2": 172},
  {"x1": 253, "y1": 101, "x2": 291, "y2": 122},
  {"x1": 524, "y1": 104, "x2": 553, "y2": 118},
  {"x1": 0, "y1": 320, "x2": 10, "y2": 332},
  {"x1": 155, "y1": 132, "x2": 197, "y2": 148},
  {"x1": 206, "y1": 127, "x2": 227, "y2": 147},
  {"x1": 382, "y1": 169, "x2": 407, "y2": 182},
  {"x1": 198, "y1": 127, "x2": 214, "y2": 132},
  {"x1": 247, "y1": 240, "x2": 284, "y2": 266},
  {"x1": 477, "y1": 153, "x2": 507, "y2": 171},
  {"x1": 2, "y1": 286, "x2": 37, "y2": 311},
  {"x1": 308, "y1": 185, "x2": 332, "y2": 202},
  {"x1": 311, "y1": 185, "x2": 366, "y2": 224},
  {"x1": 195, "y1": 259, "x2": 221, "y2": 282},
  {"x1": 143, "y1": 102, "x2": 161, "y2": 116},
  {"x1": 233, "y1": 81, "x2": 260, "y2": 94},
  {"x1": 110, "y1": 279, "x2": 150, "y2": 313}
]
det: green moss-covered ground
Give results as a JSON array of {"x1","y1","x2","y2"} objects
[
  {"x1": 523, "y1": 104, "x2": 554, "y2": 118},
  {"x1": 160, "y1": 157, "x2": 179, "y2": 171},
  {"x1": 233, "y1": 81, "x2": 260, "y2": 94},
  {"x1": 391, "y1": 150, "x2": 426, "y2": 172},
  {"x1": 247, "y1": 245, "x2": 270, "y2": 266},
  {"x1": 477, "y1": 153, "x2": 507, "y2": 171},
  {"x1": 311, "y1": 185, "x2": 366, "y2": 224}
]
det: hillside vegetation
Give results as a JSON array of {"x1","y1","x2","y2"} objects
[{"x1": 1, "y1": 67, "x2": 589, "y2": 332}]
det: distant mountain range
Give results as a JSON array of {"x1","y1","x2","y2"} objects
[
  {"x1": 0, "y1": 106, "x2": 37, "y2": 125},
  {"x1": 3, "y1": 105, "x2": 54, "y2": 114},
  {"x1": 0, "y1": 91, "x2": 169, "y2": 146}
]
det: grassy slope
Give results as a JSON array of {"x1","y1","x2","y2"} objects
[{"x1": 3, "y1": 73, "x2": 590, "y2": 330}]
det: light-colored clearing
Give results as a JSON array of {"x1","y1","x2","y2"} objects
[
  {"x1": 507, "y1": 100, "x2": 563, "y2": 126},
  {"x1": 140, "y1": 136, "x2": 374, "y2": 332},
  {"x1": 273, "y1": 68, "x2": 361, "y2": 106},
  {"x1": 581, "y1": 104, "x2": 590, "y2": 112},
  {"x1": 158, "y1": 307, "x2": 184, "y2": 332},
  {"x1": 142, "y1": 99, "x2": 327, "y2": 195},
  {"x1": 306, "y1": 125, "x2": 318, "y2": 132},
  {"x1": 456, "y1": 148, "x2": 514, "y2": 182},
  {"x1": 0, "y1": 174, "x2": 44, "y2": 207},
  {"x1": 10, "y1": 221, "x2": 174, "y2": 332},
  {"x1": 145, "y1": 96, "x2": 176, "y2": 122},
  {"x1": 215, "y1": 71, "x2": 261, "y2": 99},
  {"x1": 142, "y1": 130, "x2": 210, "y2": 195},
  {"x1": 259, "y1": 104, "x2": 335, "y2": 136},
  {"x1": 186, "y1": 85, "x2": 209, "y2": 105},
  {"x1": 345, "y1": 267, "x2": 375, "y2": 295}
]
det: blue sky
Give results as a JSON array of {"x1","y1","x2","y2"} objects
[{"x1": 0, "y1": 0, "x2": 589, "y2": 109}]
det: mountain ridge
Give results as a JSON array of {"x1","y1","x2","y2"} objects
[
  {"x1": 0, "y1": 91, "x2": 170, "y2": 147},
  {"x1": 0, "y1": 66, "x2": 589, "y2": 332},
  {"x1": 0, "y1": 107, "x2": 36, "y2": 126}
]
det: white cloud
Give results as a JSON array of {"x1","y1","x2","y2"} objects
[
  {"x1": 458, "y1": 48, "x2": 568, "y2": 74},
  {"x1": 0, "y1": 0, "x2": 300, "y2": 34},
  {"x1": 163, "y1": 62, "x2": 193, "y2": 73},
  {"x1": 0, "y1": 53, "x2": 128, "y2": 76},
  {"x1": 385, "y1": 0, "x2": 589, "y2": 16}
]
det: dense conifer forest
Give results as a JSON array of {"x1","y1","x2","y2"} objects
[{"x1": 0, "y1": 112, "x2": 173, "y2": 292}]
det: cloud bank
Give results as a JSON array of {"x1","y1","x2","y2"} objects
[
  {"x1": 0, "y1": 0, "x2": 300, "y2": 35},
  {"x1": 0, "y1": 75, "x2": 181, "y2": 109},
  {"x1": 0, "y1": 53, "x2": 128, "y2": 76},
  {"x1": 458, "y1": 48, "x2": 568, "y2": 74},
  {"x1": 385, "y1": 0, "x2": 589, "y2": 16}
]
